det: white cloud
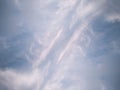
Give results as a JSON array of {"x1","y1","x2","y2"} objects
[
  {"x1": 105, "y1": 14, "x2": 120, "y2": 22},
  {"x1": 0, "y1": 68, "x2": 44, "y2": 90}
]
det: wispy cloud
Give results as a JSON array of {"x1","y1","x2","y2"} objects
[
  {"x1": 33, "y1": 29, "x2": 63, "y2": 68},
  {"x1": 0, "y1": 0, "x2": 120, "y2": 90}
]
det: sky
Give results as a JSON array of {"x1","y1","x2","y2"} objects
[{"x1": 0, "y1": 0, "x2": 120, "y2": 90}]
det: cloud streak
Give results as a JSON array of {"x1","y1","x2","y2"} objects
[{"x1": 33, "y1": 29, "x2": 63, "y2": 68}]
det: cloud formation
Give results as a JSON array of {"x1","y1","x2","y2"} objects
[{"x1": 0, "y1": 0, "x2": 120, "y2": 90}]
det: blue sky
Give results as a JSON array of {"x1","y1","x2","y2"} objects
[{"x1": 0, "y1": 0, "x2": 120, "y2": 90}]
